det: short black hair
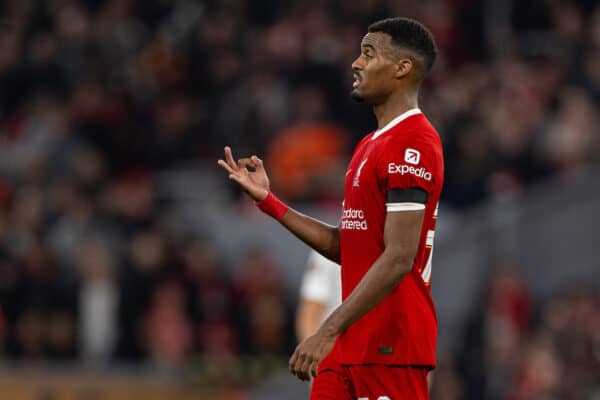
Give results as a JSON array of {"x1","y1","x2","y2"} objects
[{"x1": 368, "y1": 17, "x2": 437, "y2": 75}]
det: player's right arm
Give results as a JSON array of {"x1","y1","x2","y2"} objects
[{"x1": 217, "y1": 146, "x2": 340, "y2": 263}]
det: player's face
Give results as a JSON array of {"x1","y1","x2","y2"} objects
[{"x1": 350, "y1": 32, "x2": 400, "y2": 104}]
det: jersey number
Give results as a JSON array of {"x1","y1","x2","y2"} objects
[{"x1": 421, "y1": 202, "x2": 439, "y2": 284}]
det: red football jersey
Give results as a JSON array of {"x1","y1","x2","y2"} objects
[{"x1": 336, "y1": 108, "x2": 443, "y2": 367}]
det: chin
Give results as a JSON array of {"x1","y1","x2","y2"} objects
[{"x1": 350, "y1": 89, "x2": 366, "y2": 103}]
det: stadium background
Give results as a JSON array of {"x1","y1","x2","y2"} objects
[{"x1": 0, "y1": 0, "x2": 598, "y2": 399}]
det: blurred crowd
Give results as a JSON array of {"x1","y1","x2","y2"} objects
[
  {"x1": 0, "y1": 0, "x2": 598, "y2": 395},
  {"x1": 1, "y1": 0, "x2": 598, "y2": 206},
  {"x1": 0, "y1": 176, "x2": 297, "y2": 367},
  {"x1": 431, "y1": 267, "x2": 600, "y2": 400}
]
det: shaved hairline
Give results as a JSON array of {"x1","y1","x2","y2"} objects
[{"x1": 361, "y1": 32, "x2": 427, "y2": 79}]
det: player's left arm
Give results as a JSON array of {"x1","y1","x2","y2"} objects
[{"x1": 289, "y1": 208, "x2": 424, "y2": 381}]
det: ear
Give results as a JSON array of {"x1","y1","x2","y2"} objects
[{"x1": 395, "y1": 58, "x2": 413, "y2": 79}]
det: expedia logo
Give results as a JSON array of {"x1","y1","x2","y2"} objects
[
  {"x1": 404, "y1": 148, "x2": 420, "y2": 165},
  {"x1": 388, "y1": 163, "x2": 432, "y2": 181}
]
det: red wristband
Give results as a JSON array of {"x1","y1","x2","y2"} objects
[{"x1": 254, "y1": 192, "x2": 289, "y2": 221}]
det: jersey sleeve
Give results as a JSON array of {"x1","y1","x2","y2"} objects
[{"x1": 377, "y1": 137, "x2": 439, "y2": 212}]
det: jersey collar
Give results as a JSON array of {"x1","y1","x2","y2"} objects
[{"x1": 371, "y1": 108, "x2": 422, "y2": 140}]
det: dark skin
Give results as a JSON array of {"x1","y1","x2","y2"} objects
[{"x1": 218, "y1": 31, "x2": 427, "y2": 381}]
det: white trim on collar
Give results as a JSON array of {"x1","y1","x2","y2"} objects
[{"x1": 371, "y1": 108, "x2": 422, "y2": 140}]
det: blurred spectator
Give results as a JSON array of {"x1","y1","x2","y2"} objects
[
  {"x1": 116, "y1": 225, "x2": 168, "y2": 361},
  {"x1": 46, "y1": 309, "x2": 76, "y2": 361},
  {"x1": 543, "y1": 87, "x2": 598, "y2": 176},
  {"x1": 430, "y1": 355, "x2": 464, "y2": 400},
  {"x1": 507, "y1": 335, "x2": 562, "y2": 400},
  {"x1": 234, "y1": 247, "x2": 294, "y2": 355},
  {"x1": 456, "y1": 264, "x2": 600, "y2": 400},
  {"x1": 265, "y1": 84, "x2": 349, "y2": 202},
  {"x1": 180, "y1": 237, "x2": 239, "y2": 357},
  {"x1": 77, "y1": 237, "x2": 118, "y2": 364},
  {"x1": 458, "y1": 264, "x2": 532, "y2": 400},
  {"x1": 143, "y1": 280, "x2": 192, "y2": 369}
]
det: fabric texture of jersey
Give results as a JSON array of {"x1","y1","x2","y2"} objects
[
  {"x1": 300, "y1": 250, "x2": 342, "y2": 323},
  {"x1": 336, "y1": 109, "x2": 444, "y2": 367}
]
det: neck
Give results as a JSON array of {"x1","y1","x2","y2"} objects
[{"x1": 373, "y1": 89, "x2": 419, "y2": 130}]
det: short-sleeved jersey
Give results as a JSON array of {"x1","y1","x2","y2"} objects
[{"x1": 336, "y1": 108, "x2": 443, "y2": 367}]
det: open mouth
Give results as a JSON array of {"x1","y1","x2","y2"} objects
[{"x1": 353, "y1": 74, "x2": 362, "y2": 88}]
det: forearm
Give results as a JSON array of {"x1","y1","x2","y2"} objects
[
  {"x1": 319, "y1": 251, "x2": 411, "y2": 336},
  {"x1": 279, "y1": 208, "x2": 340, "y2": 263}
]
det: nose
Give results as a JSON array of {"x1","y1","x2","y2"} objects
[{"x1": 351, "y1": 56, "x2": 363, "y2": 71}]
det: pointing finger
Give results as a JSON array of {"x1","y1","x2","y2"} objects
[{"x1": 224, "y1": 146, "x2": 237, "y2": 170}]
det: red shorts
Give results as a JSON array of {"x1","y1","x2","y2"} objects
[{"x1": 310, "y1": 354, "x2": 430, "y2": 400}]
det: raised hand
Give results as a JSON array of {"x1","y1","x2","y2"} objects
[{"x1": 217, "y1": 146, "x2": 270, "y2": 201}]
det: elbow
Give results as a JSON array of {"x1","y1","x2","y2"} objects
[{"x1": 389, "y1": 253, "x2": 415, "y2": 282}]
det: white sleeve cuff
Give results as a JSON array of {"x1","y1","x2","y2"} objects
[{"x1": 386, "y1": 202, "x2": 426, "y2": 212}]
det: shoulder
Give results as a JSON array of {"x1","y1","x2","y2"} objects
[
  {"x1": 375, "y1": 117, "x2": 444, "y2": 189},
  {"x1": 385, "y1": 117, "x2": 442, "y2": 160},
  {"x1": 379, "y1": 136, "x2": 441, "y2": 165},
  {"x1": 389, "y1": 114, "x2": 439, "y2": 141}
]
